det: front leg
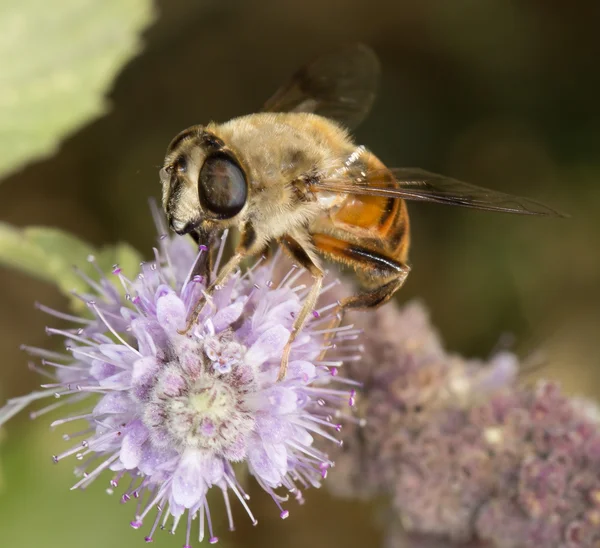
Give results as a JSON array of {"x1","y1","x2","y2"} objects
[
  {"x1": 178, "y1": 223, "x2": 259, "y2": 335},
  {"x1": 277, "y1": 234, "x2": 324, "y2": 381},
  {"x1": 189, "y1": 228, "x2": 220, "y2": 285}
]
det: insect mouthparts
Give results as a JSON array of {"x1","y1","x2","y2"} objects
[{"x1": 170, "y1": 218, "x2": 198, "y2": 236}]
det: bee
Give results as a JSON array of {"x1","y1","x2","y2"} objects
[{"x1": 160, "y1": 44, "x2": 561, "y2": 380}]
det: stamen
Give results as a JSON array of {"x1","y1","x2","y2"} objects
[
  {"x1": 144, "y1": 502, "x2": 166, "y2": 543},
  {"x1": 276, "y1": 265, "x2": 298, "y2": 289},
  {"x1": 318, "y1": 279, "x2": 341, "y2": 296},
  {"x1": 30, "y1": 397, "x2": 75, "y2": 420},
  {"x1": 310, "y1": 324, "x2": 355, "y2": 336},
  {"x1": 170, "y1": 513, "x2": 182, "y2": 534},
  {"x1": 41, "y1": 359, "x2": 86, "y2": 371},
  {"x1": 286, "y1": 439, "x2": 333, "y2": 463},
  {"x1": 0, "y1": 388, "x2": 62, "y2": 427},
  {"x1": 224, "y1": 475, "x2": 257, "y2": 526},
  {"x1": 46, "y1": 327, "x2": 97, "y2": 347},
  {"x1": 212, "y1": 229, "x2": 229, "y2": 278},
  {"x1": 35, "y1": 302, "x2": 91, "y2": 324},
  {"x1": 291, "y1": 418, "x2": 340, "y2": 443},
  {"x1": 199, "y1": 503, "x2": 205, "y2": 542},
  {"x1": 160, "y1": 502, "x2": 171, "y2": 530},
  {"x1": 88, "y1": 302, "x2": 141, "y2": 356},
  {"x1": 50, "y1": 412, "x2": 94, "y2": 428},
  {"x1": 221, "y1": 487, "x2": 235, "y2": 531},
  {"x1": 282, "y1": 265, "x2": 305, "y2": 289},
  {"x1": 87, "y1": 255, "x2": 112, "y2": 283},
  {"x1": 334, "y1": 329, "x2": 363, "y2": 339},
  {"x1": 152, "y1": 248, "x2": 174, "y2": 286},
  {"x1": 53, "y1": 441, "x2": 91, "y2": 462},
  {"x1": 20, "y1": 345, "x2": 70, "y2": 361},
  {"x1": 113, "y1": 269, "x2": 135, "y2": 296},
  {"x1": 204, "y1": 500, "x2": 218, "y2": 544},
  {"x1": 28, "y1": 361, "x2": 56, "y2": 380},
  {"x1": 290, "y1": 284, "x2": 307, "y2": 293},
  {"x1": 62, "y1": 427, "x2": 94, "y2": 441},
  {"x1": 239, "y1": 254, "x2": 266, "y2": 282},
  {"x1": 182, "y1": 246, "x2": 208, "y2": 293},
  {"x1": 298, "y1": 414, "x2": 342, "y2": 431},
  {"x1": 254, "y1": 477, "x2": 290, "y2": 519},
  {"x1": 66, "y1": 348, "x2": 125, "y2": 368},
  {"x1": 138, "y1": 483, "x2": 170, "y2": 522},
  {"x1": 291, "y1": 344, "x2": 334, "y2": 355},
  {"x1": 72, "y1": 266, "x2": 106, "y2": 296},
  {"x1": 70, "y1": 452, "x2": 120, "y2": 490},
  {"x1": 184, "y1": 511, "x2": 193, "y2": 547}
]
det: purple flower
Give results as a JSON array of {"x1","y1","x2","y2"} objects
[
  {"x1": 0, "y1": 214, "x2": 359, "y2": 546},
  {"x1": 329, "y1": 301, "x2": 600, "y2": 548}
]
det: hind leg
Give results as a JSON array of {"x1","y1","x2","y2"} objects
[
  {"x1": 339, "y1": 275, "x2": 409, "y2": 309},
  {"x1": 311, "y1": 233, "x2": 411, "y2": 310}
]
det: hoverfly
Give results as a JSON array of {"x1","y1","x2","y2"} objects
[{"x1": 160, "y1": 44, "x2": 561, "y2": 380}]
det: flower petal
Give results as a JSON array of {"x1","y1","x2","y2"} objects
[
  {"x1": 120, "y1": 419, "x2": 149, "y2": 469},
  {"x1": 256, "y1": 413, "x2": 292, "y2": 444},
  {"x1": 93, "y1": 392, "x2": 134, "y2": 416},
  {"x1": 212, "y1": 301, "x2": 245, "y2": 333},
  {"x1": 248, "y1": 441, "x2": 287, "y2": 486},
  {"x1": 287, "y1": 360, "x2": 316, "y2": 382},
  {"x1": 156, "y1": 292, "x2": 186, "y2": 333},
  {"x1": 171, "y1": 449, "x2": 209, "y2": 508},
  {"x1": 245, "y1": 325, "x2": 290, "y2": 367},
  {"x1": 266, "y1": 386, "x2": 299, "y2": 414}
]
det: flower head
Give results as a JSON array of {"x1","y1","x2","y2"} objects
[
  {"x1": 0, "y1": 213, "x2": 359, "y2": 545},
  {"x1": 330, "y1": 301, "x2": 600, "y2": 548}
]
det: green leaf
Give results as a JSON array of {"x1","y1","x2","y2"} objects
[
  {"x1": 0, "y1": 0, "x2": 155, "y2": 178},
  {"x1": 0, "y1": 223, "x2": 142, "y2": 310}
]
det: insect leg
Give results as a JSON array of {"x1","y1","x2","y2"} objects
[
  {"x1": 190, "y1": 228, "x2": 220, "y2": 285},
  {"x1": 311, "y1": 233, "x2": 410, "y2": 309},
  {"x1": 178, "y1": 224, "x2": 259, "y2": 335},
  {"x1": 277, "y1": 234, "x2": 324, "y2": 381}
]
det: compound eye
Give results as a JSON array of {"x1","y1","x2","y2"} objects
[{"x1": 198, "y1": 152, "x2": 247, "y2": 219}]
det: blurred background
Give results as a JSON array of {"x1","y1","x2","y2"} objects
[{"x1": 0, "y1": 0, "x2": 599, "y2": 547}]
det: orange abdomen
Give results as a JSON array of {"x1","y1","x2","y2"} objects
[{"x1": 329, "y1": 156, "x2": 410, "y2": 263}]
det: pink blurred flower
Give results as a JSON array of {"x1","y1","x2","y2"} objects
[{"x1": 331, "y1": 301, "x2": 600, "y2": 548}]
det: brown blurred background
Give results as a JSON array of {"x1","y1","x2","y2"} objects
[{"x1": 0, "y1": 1, "x2": 599, "y2": 547}]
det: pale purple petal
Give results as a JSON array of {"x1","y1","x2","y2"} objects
[
  {"x1": 212, "y1": 301, "x2": 245, "y2": 332},
  {"x1": 172, "y1": 450, "x2": 209, "y2": 507},
  {"x1": 93, "y1": 392, "x2": 134, "y2": 416},
  {"x1": 155, "y1": 292, "x2": 186, "y2": 333},
  {"x1": 120, "y1": 420, "x2": 150, "y2": 469},
  {"x1": 248, "y1": 442, "x2": 287, "y2": 486},
  {"x1": 245, "y1": 325, "x2": 290, "y2": 367}
]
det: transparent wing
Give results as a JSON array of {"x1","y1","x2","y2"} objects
[
  {"x1": 314, "y1": 167, "x2": 565, "y2": 217},
  {"x1": 262, "y1": 43, "x2": 380, "y2": 130}
]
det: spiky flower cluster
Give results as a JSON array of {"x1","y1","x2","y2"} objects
[
  {"x1": 0, "y1": 217, "x2": 360, "y2": 546},
  {"x1": 331, "y1": 301, "x2": 600, "y2": 548}
]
